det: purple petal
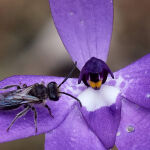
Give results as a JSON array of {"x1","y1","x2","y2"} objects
[
  {"x1": 113, "y1": 54, "x2": 150, "y2": 109},
  {"x1": 0, "y1": 75, "x2": 83, "y2": 143},
  {"x1": 80, "y1": 96, "x2": 121, "y2": 149},
  {"x1": 49, "y1": 0, "x2": 113, "y2": 70},
  {"x1": 116, "y1": 98, "x2": 150, "y2": 150},
  {"x1": 45, "y1": 105, "x2": 106, "y2": 150}
]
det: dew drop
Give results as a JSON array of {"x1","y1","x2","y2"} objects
[
  {"x1": 146, "y1": 93, "x2": 150, "y2": 98},
  {"x1": 116, "y1": 131, "x2": 120, "y2": 136},
  {"x1": 126, "y1": 125, "x2": 135, "y2": 133}
]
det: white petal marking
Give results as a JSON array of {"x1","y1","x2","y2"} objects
[{"x1": 78, "y1": 85, "x2": 120, "y2": 111}]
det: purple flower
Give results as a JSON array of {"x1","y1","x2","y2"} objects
[{"x1": 0, "y1": 0, "x2": 149, "y2": 150}]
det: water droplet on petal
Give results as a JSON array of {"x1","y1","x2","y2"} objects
[
  {"x1": 146, "y1": 93, "x2": 150, "y2": 98},
  {"x1": 126, "y1": 125, "x2": 135, "y2": 133},
  {"x1": 116, "y1": 131, "x2": 120, "y2": 136}
]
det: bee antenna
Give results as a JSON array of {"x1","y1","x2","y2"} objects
[
  {"x1": 58, "y1": 91, "x2": 82, "y2": 107},
  {"x1": 57, "y1": 61, "x2": 77, "y2": 88}
]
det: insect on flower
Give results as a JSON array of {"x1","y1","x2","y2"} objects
[{"x1": 0, "y1": 62, "x2": 81, "y2": 133}]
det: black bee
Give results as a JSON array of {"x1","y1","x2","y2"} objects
[{"x1": 0, "y1": 62, "x2": 81, "y2": 133}]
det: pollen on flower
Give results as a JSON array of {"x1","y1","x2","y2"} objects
[{"x1": 78, "y1": 57, "x2": 114, "y2": 89}]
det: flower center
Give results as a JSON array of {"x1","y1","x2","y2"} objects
[
  {"x1": 88, "y1": 73, "x2": 103, "y2": 89},
  {"x1": 78, "y1": 85, "x2": 120, "y2": 111},
  {"x1": 78, "y1": 57, "x2": 114, "y2": 89}
]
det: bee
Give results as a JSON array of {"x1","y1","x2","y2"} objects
[{"x1": 0, "y1": 62, "x2": 81, "y2": 133}]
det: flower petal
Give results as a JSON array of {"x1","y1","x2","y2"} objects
[
  {"x1": 80, "y1": 99, "x2": 121, "y2": 149},
  {"x1": 77, "y1": 86, "x2": 121, "y2": 149},
  {"x1": 116, "y1": 98, "x2": 150, "y2": 150},
  {"x1": 49, "y1": 0, "x2": 113, "y2": 70},
  {"x1": 45, "y1": 105, "x2": 106, "y2": 150},
  {"x1": 107, "y1": 53, "x2": 150, "y2": 109},
  {"x1": 0, "y1": 75, "x2": 83, "y2": 143}
]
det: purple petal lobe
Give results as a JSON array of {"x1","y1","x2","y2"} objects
[
  {"x1": 116, "y1": 98, "x2": 150, "y2": 150},
  {"x1": 80, "y1": 96, "x2": 121, "y2": 149},
  {"x1": 0, "y1": 75, "x2": 82, "y2": 143},
  {"x1": 45, "y1": 105, "x2": 106, "y2": 150},
  {"x1": 114, "y1": 54, "x2": 150, "y2": 109},
  {"x1": 49, "y1": 0, "x2": 113, "y2": 70},
  {"x1": 78, "y1": 57, "x2": 114, "y2": 89}
]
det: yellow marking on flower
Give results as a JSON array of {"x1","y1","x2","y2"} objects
[
  {"x1": 89, "y1": 80, "x2": 96, "y2": 88},
  {"x1": 96, "y1": 80, "x2": 102, "y2": 88},
  {"x1": 89, "y1": 80, "x2": 102, "y2": 89}
]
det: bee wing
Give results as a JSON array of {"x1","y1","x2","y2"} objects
[
  {"x1": 0, "y1": 84, "x2": 41, "y2": 110},
  {"x1": 0, "y1": 85, "x2": 33, "y2": 96},
  {"x1": 16, "y1": 85, "x2": 33, "y2": 95},
  {"x1": 14, "y1": 95, "x2": 41, "y2": 103},
  {"x1": 0, "y1": 96, "x2": 24, "y2": 110},
  {"x1": 0, "y1": 94, "x2": 41, "y2": 110},
  {"x1": 0, "y1": 85, "x2": 20, "y2": 90}
]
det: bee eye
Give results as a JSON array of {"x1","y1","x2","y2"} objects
[{"x1": 47, "y1": 82, "x2": 59, "y2": 101}]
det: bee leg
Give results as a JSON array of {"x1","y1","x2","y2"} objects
[
  {"x1": 7, "y1": 106, "x2": 30, "y2": 132},
  {"x1": 22, "y1": 84, "x2": 27, "y2": 88},
  {"x1": 44, "y1": 104, "x2": 54, "y2": 118},
  {"x1": 1, "y1": 85, "x2": 21, "y2": 90},
  {"x1": 41, "y1": 81, "x2": 45, "y2": 85},
  {"x1": 31, "y1": 107, "x2": 38, "y2": 133}
]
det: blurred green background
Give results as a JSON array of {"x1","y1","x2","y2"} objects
[{"x1": 0, "y1": 0, "x2": 150, "y2": 149}]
